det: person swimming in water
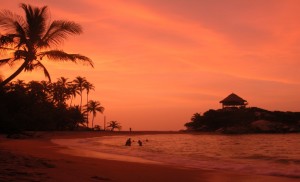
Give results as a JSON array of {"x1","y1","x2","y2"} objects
[
  {"x1": 138, "y1": 140, "x2": 142, "y2": 146},
  {"x1": 125, "y1": 138, "x2": 132, "y2": 146}
]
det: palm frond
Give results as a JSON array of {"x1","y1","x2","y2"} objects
[
  {"x1": 0, "y1": 29, "x2": 26, "y2": 49},
  {"x1": 24, "y1": 60, "x2": 51, "y2": 81},
  {"x1": 0, "y1": 46, "x2": 15, "y2": 51},
  {"x1": 0, "y1": 9, "x2": 27, "y2": 48},
  {"x1": 39, "y1": 50, "x2": 94, "y2": 67},
  {"x1": 36, "y1": 61, "x2": 51, "y2": 82},
  {"x1": 0, "y1": 58, "x2": 11, "y2": 66},
  {"x1": 96, "y1": 107, "x2": 104, "y2": 113},
  {"x1": 14, "y1": 49, "x2": 27, "y2": 60},
  {"x1": 20, "y1": 3, "x2": 48, "y2": 43},
  {"x1": 0, "y1": 10, "x2": 18, "y2": 30},
  {"x1": 14, "y1": 23, "x2": 27, "y2": 48},
  {"x1": 40, "y1": 20, "x2": 82, "y2": 48},
  {"x1": 83, "y1": 82, "x2": 95, "y2": 93},
  {"x1": 0, "y1": 9, "x2": 25, "y2": 32},
  {"x1": 0, "y1": 56, "x2": 23, "y2": 67},
  {"x1": 0, "y1": 34, "x2": 15, "y2": 46}
]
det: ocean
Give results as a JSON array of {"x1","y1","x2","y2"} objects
[{"x1": 52, "y1": 133, "x2": 300, "y2": 178}]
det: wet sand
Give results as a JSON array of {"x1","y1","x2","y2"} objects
[{"x1": 0, "y1": 131, "x2": 298, "y2": 182}]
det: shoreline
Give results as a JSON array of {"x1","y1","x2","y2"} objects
[{"x1": 0, "y1": 131, "x2": 299, "y2": 182}]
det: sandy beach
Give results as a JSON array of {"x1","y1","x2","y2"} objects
[{"x1": 0, "y1": 131, "x2": 299, "y2": 182}]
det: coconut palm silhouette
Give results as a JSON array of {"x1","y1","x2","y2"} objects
[{"x1": 0, "y1": 3, "x2": 93, "y2": 87}]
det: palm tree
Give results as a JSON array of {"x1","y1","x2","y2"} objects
[
  {"x1": 27, "y1": 80, "x2": 48, "y2": 103},
  {"x1": 0, "y1": 4, "x2": 93, "y2": 87},
  {"x1": 40, "y1": 80, "x2": 52, "y2": 100},
  {"x1": 68, "y1": 84, "x2": 77, "y2": 106},
  {"x1": 107, "y1": 120, "x2": 122, "y2": 131},
  {"x1": 58, "y1": 77, "x2": 72, "y2": 102},
  {"x1": 83, "y1": 81, "x2": 94, "y2": 124},
  {"x1": 84, "y1": 100, "x2": 104, "y2": 128},
  {"x1": 51, "y1": 77, "x2": 72, "y2": 106},
  {"x1": 73, "y1": 76, "x2": 87, "y2": 111}
]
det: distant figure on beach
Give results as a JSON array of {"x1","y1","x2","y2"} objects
[
  {"x1": 125, "y1": 138, "x2": 131, "y2": 146},
  {"x1": 129, "y1": 128, "x2": 132, "y2": 132},
  {"x1": 138, "y1": 140, "x2": 142, "y2": 146}
]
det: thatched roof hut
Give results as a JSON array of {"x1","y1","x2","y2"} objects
[{"x1": 220, "y1": 93, "x2": 248, "y2": 109}]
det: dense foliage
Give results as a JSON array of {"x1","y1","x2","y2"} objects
[
  {"x1": 0, "y1": 77, "x2": 104, "y2": 134},
  {"x1": 185, "y1": 107, "x2": 300, "y2": 134},
  {"x1": 0, "y1": 4, "x2": 108, "y2": 135}
]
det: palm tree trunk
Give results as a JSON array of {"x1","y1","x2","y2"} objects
[
  {"x1": 86, "y1": 115, "x2": 89, "y2": 128},
  {"x1": 70, "y1": 96, "x2": 73, "y2": 106},
  {"x1": 86, "y1": 92, "x2": 89, "y2": 126},
  {"x1": 0, "y1": 60, "x2": 28, "y2": 87},
  {"x1": 92, "y1": 115, "x2": 95, "y2": 129},
  {"x1": 80, "y1": 90, "x2": 83, "y2": 111}
]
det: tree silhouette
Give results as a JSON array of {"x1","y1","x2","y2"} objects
[
  {"x1": 27, "y1": 80, "x2": 49, "y2": 103},
  {"x1": 9, "y1": 79, "x2": 27, "y2": 93},
  {"x1": 0, "y1": 4, "x2": 93, "y2": 87},
  {"x1": 84, "y1": 100, "x2": 104, "y2": 128},
  {"x1": 83, "y1": 81, "x2": 94, "y2": 124},
  {"x1": 68, "y1": 84, "x2": 77, "y2": 106},
  {"x1": 0, "y1": 77, "x2": 102, "y2": 133},
  {"x1": 107, "y1": 120, "x2": 121, "y2": 131},
  {"x1": 51, "y1": 77, "x2": 72, "y2": 106},
  {"x1": 73, "y1": 76, "x2": 87, "y2": 111}
]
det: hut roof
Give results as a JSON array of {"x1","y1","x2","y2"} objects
[{"x1": 220, "y1": 93, "x2": 247, "y2": 104}]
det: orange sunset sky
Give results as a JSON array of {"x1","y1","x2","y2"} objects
[{"x1": 1, "y1": 0, "x2": 300, "y2": 131}]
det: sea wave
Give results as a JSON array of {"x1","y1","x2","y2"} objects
[{"x1": 52, "y1": 133, "x2": 300, "y2": 178}]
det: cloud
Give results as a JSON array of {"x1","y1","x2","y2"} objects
[{"x1": 2, "y1": 0, "x2": 300, "y2": 130}]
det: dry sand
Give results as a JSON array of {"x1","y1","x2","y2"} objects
[{"x1": 0, "y1": 131, "x2": 298, "y2": 182}]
